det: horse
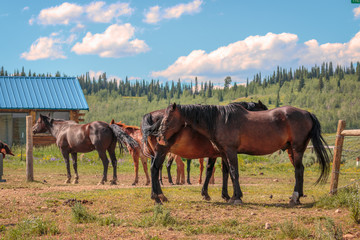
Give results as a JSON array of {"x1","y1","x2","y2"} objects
[
  {"x1": 141, "y1": 101, "x2": 268, "y2": 204},
  {"x1": 0, "y1": 140, "x2": 14, "y2": 159},
  {"x1": 110, "y1": 120, "x2": 151, "y2": 185},
  {"x1": 110, "y1": 120, "x2": 186, "y2": 185},
  {"x1": 158, "y1": 103, "x2": 331, "y2": 205},
  {"x1": 32, "y1": 114, "x2": 138, "y2": 185},
  {"x1": 165, "y1": 101, "x2": 268, "y2": 185}
]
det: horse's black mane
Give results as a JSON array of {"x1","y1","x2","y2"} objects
[{"x1": 176, "y1": 103, "x2": 246, "y2": 137}]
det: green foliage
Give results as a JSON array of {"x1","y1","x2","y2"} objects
[
  {"x1": 98, "y1": 214, "x2": 123, "y2": 226},
  {"x1": 314, "y1": 218, "x2": 343, "y2": 240},
  {"x1": 4, "y1": 216, "x2": 59, "y2": 239},
  {"x1": 71, "y1": 202, "x2": 97, "y2": 223},
  {"x1": 278, "y1": 219, "x2": 310, "y2": 239},
  {"x1": 136, "y1": 205, "x2": 176, "y2": 227}
]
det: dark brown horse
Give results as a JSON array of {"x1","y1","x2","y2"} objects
[
  {"x1": 141, "y1": 101, "x2": 268, "y2": 204},
  {"x1": 33, "y1": 114, "x2": 138, "y2": 185},
  {"x1": 158, "y1": 103, "x2": 331, "y2": 205},
  {"x1": 0, "y1": 140, "x2": 14, "y2": 159}
]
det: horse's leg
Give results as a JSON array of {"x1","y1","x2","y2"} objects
[
  {"x1": 186, "y1": 159, "x2": 191, "y2": 184},
  {"x1": 199, "y1": 158, "x2": 204, "y2": 184},
  {"x1": 151, "y1": 151, "x2": 168, "y2": 203},
  {"x1": 227, "y1": 151, "x2": 243, "y2": 205},
  {"x1": 159, "y1": 163, "x2": 163, "y2": 186},
  {"x1": 97, "y1": 150, "x2": 109, "y2": 185},
  {"x1": 201, "y1": 158, "x2": 216, "y2": 201},
  {"x1": 140, "y1": 155, "x2": 150, "y2": 185},
  {"x1": 166, "y1": 156, "x2": 174, "y2": 185},
  {"x1": 61, "y1": 150, "x2": 71, "y2": 184},
  {"x1": 132, "y1": 150, "x2": 139, "y2": 185},
  {"x1": 108, "y1": 143, "x2": 118, "y2": 185},
  {"x1": 289, "y1": 149, "x2": 305, "y2": 207},
  {"x1": 70, "y1": 152, "x2": 79, "y2": 184},
  {"x1": 221, "y1": 157, "x2": 231, "y2": 201},
  {"x1": 177, "y1": 157, "x2": 185, "y2": 185},
  {"x1": 210, "y1": 161, "x2": 215, "y2": 184}
]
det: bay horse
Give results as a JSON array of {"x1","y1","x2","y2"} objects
[
  {"x1": 165, "y1": 101, "x2": 268, "y2": 185},
  {"x1": 141, "y1": 101, "x2": 268, "y2": 204},
  {"x1": 110, "y1": 120, "x2": 186, "y2": 185},
  {"x1": 0, "y1": 140, "x2": 14, "y2": 158},
  {"x1": 33, "y1": 114, "x2": 138, "y2": 185},
  {"x1": 158, "y1": 103, "x2": 331, "y2": 205}
]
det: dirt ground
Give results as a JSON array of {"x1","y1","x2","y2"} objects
[{"x1": 1, "y1": 170, "x2": 360, "y2": 239}]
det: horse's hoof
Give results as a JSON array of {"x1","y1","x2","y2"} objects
[
  {"x1": 159, "y1": 194, "x2": 169, "y2": 202},
  {"x1": 132, "y1": 182, "x2": 137, "y2": 186},
  {"x1": 289, "y1": 199, "x2": 300, "y2": 207},
  {"x1": 228, "y1": 198, "x2": 235, "y2": 204},
  {"x1": 233, "y1": 199, "x2": 243, "y2": 205},
  {"x1": 203, "y1": 195, "x2": 211, "y2": 201},
  {"x1": 97, "y1": 181, "x2": 105, "y2": 185},
  {"x1": 72, "y1": 180, "x2": 79, "y2": 184},
  {"x1": 145, "y1": 181, "x2": 150, "y2": 186},
  {"x1": 65, "y1": 179, "x2": 71, "y2": 184},
  {"x1": 110, "y1": 180, "x2": 117, "y2": 185}
]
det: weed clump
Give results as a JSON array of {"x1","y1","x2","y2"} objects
[
  {"x1": 71, "y1": 202, "x2": 96, "y2": 223},
  {"x1": 4, "y1": 216, "x2": 59, "y2": 239},
  {"x1": 136, "y1": 205, "x2": 176, "y2": 227}
]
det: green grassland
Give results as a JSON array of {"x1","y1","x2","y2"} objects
[{"x1": 1, "y1": 134, "x2": 360, "y2": 239}]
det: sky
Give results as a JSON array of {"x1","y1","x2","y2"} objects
[{"x1": 1, "y1": 0, "x2": 360, "y2": 85}]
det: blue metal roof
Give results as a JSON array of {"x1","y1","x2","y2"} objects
[{"x1": 0, "y1": 76, "x2": 89, "y2": 110}]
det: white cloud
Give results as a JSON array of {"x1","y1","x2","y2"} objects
[
  {"x1": 152, "y1": 31, "x2": 360, "y2": 83},
  {"x1": 22, "y1": 6, "x2": 29, "y2": 11},
  {"x1": 71, "y1": 23, "x2": 150, "y2": 58},
  {"x1": 144, "y1": 0, "x2": 202, "y2": 24},
  {"x1": 86, "y1": 2, "x2": 133, "y2": 23},
  {"x1": 354, "y1": 6, "x2": 360, "y2": 18},
  {"x1": 37, "y1": 2, "x2": 83, "y2": 25},
  {"x1": 21, "y1": 36, "x2": 66, "y2": 60},
  {"x1": 34, "y1": 1, "x2": 133, "y2": 25}
]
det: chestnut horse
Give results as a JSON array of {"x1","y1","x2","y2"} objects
[
  {"x1": 158, "y1": 103, "x2": 331, "y2": 205},
  {"x1": 33, "y1": 114, "x2": 138, "y2": 185},
  {"x1": 141, "y1": 101, "x2": 268, "y2": 204},
  {"x1": 110, "y1": 120, "x2": 185, "y2": 185}
]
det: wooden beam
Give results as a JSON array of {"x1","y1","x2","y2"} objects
[
  {"x1": 329, "y1": 120, "x2": 346, "y2": 195},
  {"x1": 341, "y1": 129, "x2": 360, "y2": 136}
]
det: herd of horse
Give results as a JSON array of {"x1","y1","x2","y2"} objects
[{"x1": 32, "y1": 100, "x2": 331, "y2": 206}]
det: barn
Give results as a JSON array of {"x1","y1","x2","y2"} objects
[{"x1": 0, "y1": 76, "x2": 89, "y2": 146}]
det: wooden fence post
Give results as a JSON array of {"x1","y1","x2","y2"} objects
[
  {"x1": 329, "y1": 120, "x2": 346, "y2": 195},
  {"x1": 26, "y1": 115, "x2": 34, "y2": 182}
]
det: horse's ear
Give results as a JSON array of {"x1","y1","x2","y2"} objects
[
  {"x1": 48, "y1": 113, "x2": 51, "y2": 117},
  {"x1": 258, "y1": 100, "x2": 263, "y2": 105},
  {"x1": 171, "y1": 103, "x2": 177, "y2": 111},
  {"x1": 110, "y1": 119, "x2": 115, "y2": 124}
]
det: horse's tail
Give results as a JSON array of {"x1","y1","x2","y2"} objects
[
  {"x1": 140, "y1": 113, "x2": 162, "y2": 158},
  {"x1": 309, "y1": 113, "x2": 331, "y2": 185},
  {"x1": 109, "y1": 124, "x2": 139, "y2": 154}
]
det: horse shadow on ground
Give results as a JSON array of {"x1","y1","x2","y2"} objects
[{"x1": 187, "y1": 200, "x2": 315, "y2": 209}]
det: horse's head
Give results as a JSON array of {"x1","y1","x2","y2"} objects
[
  {"x1": 158, "y1": 103, "x2": 184, "y2": 145},
  {"x1": 251, "y1": 100, "x2": 268, "y2": 111},
  {"x1": 32, "y1": 114, "x2": 53, "y2": 134}
]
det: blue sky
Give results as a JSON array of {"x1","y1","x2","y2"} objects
[{"x1": 0, "y1": 0, "x2": 360, "y2": 84}]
